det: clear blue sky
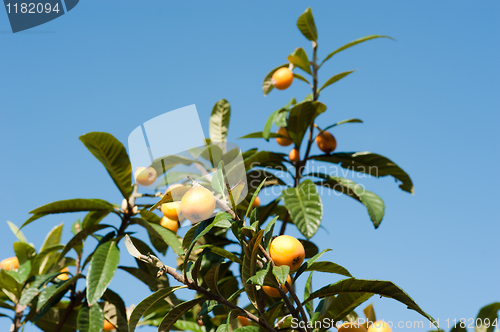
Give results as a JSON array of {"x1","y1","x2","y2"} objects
[{"x1": 1, "y1": 1, "x2": 499, "y2": 331}]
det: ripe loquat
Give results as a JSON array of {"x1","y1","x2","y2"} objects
[
  {"x1": 57, "y1": 267, "x2": 70, "y2": 281},
  {"x1": 315, "y1": 131, "x2": 337, "y2": 154},
  {"x1": 165, "y1": 184, "x2": 190, "y2": 201},
  {"x1": 338, "y1": 323, "x2": 368, "y2": 332},
  {"x1": 238, "y1": 316, "x2": 251, "y2": 327},
  {"x1": 251, "y1": 196, "x2": 260, "y2": 208},
  {"x1": 160, "y1": 216, "x2": 179, "y2": 234},
  {"x1": 262, "y1": 274, "x2": 292, "y2": 298},
  {"x1": 289, "y1": 148, "x2": 300, "y2": 163},
  {"x1": 0, "y1": 257, "x2": 19, "y2": 271},
  {"x1": 276, "y1": 127, "x2": 293, "y2": 146},
  {"x1": 135, "y1": 167, "x2": 157, "y2": 186},
  {"x1": 180, "y1": 186, "x2": 216, "y2": 224},
  {"x1": 161, "y1": 201, "x2": 183, "y2": 221},
  {"x1": 272, "y1": 67, "x2": 294, "y2": 90},
  {"x1": 103, "y1": 319, "x2": 115, "y2": 331},
  {"x1": 269, "y1": 235, "x2": 305, "y2": 271},
  {"x1": 368, "y1": 321, "x2": 392, "y2": 332}
]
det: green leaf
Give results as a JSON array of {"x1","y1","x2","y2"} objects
[
  {"x1": 287, "y1": 48, "x2": 311, "y2": 74},
  {"x1": 58, "y1": 224, "x2": 112, "y2": 262},
  {"x1": 5, "y1": 261, "x2": 31, "y2": 284},
  {"x1": 322, "y1": 35, "x2": 394, "y2": 65},
  {"x1": 319, "y1": 70, "x2": 356, "y2": 93},
  {"x1": 321, "y1": 118, "x2": 363, "y2": 132},
  {"x1": 305, "y1": 261, "x2": 352, "y2": 278},
  {"x1": 314, "y1": 293, "x2": 374, "y2": 328},
  {"x1": 82, "y1": 210, "x2": 110, "y2": 229},
  {"x1": 118, "y1": 266, "x2": 166, "y2": 292},
  {"x1": 209, "y1": 99, "x2": 231, "y2": 142},
  {"x1": 475, "y1": 302, "x2": 500, "y2": 332},
  {"x1": 86, "y1": 240, "x2": 120, "y2": 305},
  {"x1": 28, "y1": 199, "x2": 115, "y2": 217},
  {"x1": 77, "y1": 303, "x2": 105, "y2": 332},
  {"x1": 264, "y1": 216, "x2": 278, "y2": 250},
  {"x1": 175, "y1": 320, "x2": 205, "y2": 332},
  {"x1": 212, "y1": 161, "x2": 227, "y2": 199},
  {"x1": 262, "y1": 64, "x2": 289, "y2": 96},
  {"x1": 242, "y1": 230, "x2": 264, "y2": 310},
  {"x1": 306, "y1": 278, "x2": 436, "y2": 326},
  {"x1": 244, "y1": 151, "x2": 287, "y2": 171},
  {"x1": 128, "y1": 286, "x2": 186, "y2": 332},
  {"x1": 35, "y1": 305, "x2": 78, "y2": 332},
  {"x1": 245, "y1": 179, "x2": 267, "y2": 221},
  {"x1": 295, "y1": 249, "x2": 332, "y2": 280},
  {"x1": 195, "y1": 245, "x2": 242, "y2": 264},
  {"x1": 363, "y1": 304, "x2": 376, "y2": 324},
  {"x1": 40, "y1": 223, "x2": 63, "y2": 253},
  {"x1": 102, "y1": 288, "x2": 129, "y2": 332},
  {"x1": 293, "y1": 73, "x2": 311, "y2": 85},
  {"x1": 299, "y1": 239, "x2": 319, "y2": 258},
  {"x1": 287, "y1": 101, "x2": 316, "y2": 149},
  {"x1": 138, "y1": 212, "x2": 183, "y2": 255},
  {"x1": 262, "y1": 108, "x2": 282, "y2": 141},
  {"x1": 296, "y1": 7, "x2": 317, "y2": 42},
  {"x1": 7, "y1": 221, "x2": 28, "y2": 243},
  {"x1": 18, "y1": 272, "x2": 62, "y2": 306},
  {"x1": 305, "y1": 272, "x2": 314, "y2": 317},
  {"x1": 247, "y1": 261, "x2": 270, "y2": 287},
  {"x1": 238, "y1": 132, "x2": 284, "y2": 140},
  {"x1": 19, "y1": 213, "x2": 48, "y2": 229},
  {"x1": 272, "y1": 265, "x2": 290, "y2": 285},
  {"x1": 204, "y1": 264, "x2": 221, "y2": 295},
  {"x1": 310, "y1": 173, "x2": 385, "y2": 228},
  {"x1": 13, "y1": 242, "x2": 36, "y2": 264},
  {"x1": 310, "y1": 152, "x2": 414, "y2": 194},
  {"x1": 282, "y1": 179, "x2": 322, "y2": 239},
  {"x1": 233, "y1": 327, "x2": 259, "y2": 332},
  {"x1": 35, "y1": 275, "x2": 84, "y2": 322},
  {"x1": 80, "y1": 132, "x2": 132, "y2": 199},
  {"x1": 158, "y1": 298, "x2": 206, "y2": 332}
]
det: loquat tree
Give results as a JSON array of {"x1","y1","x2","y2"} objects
[{"x1": 1, "y1": 7, "x2": 498, "y2": 332}]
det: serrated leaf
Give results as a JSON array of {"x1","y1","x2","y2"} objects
[
  {"x1": 129, "y1": 286, "x2": 186, "y2": 332},
  {"x1": 310, "y1": 152, "x2": 414, "y2": 194},
  {"x1": 311, "y1": 173, "x2": 385, "y2": 228},
  {"x1": 158, "y1": 298, "x2": 206, "y2": 332},
  {"x1": 86, "y1": 241, "x2": 120, "y2": 305},
  {"x1": 210, "y1": 99, "x2": 231, "y2": 142},
  {"x1": 296, "y1": 8, "x2": 317, "y2": 41},
  {"x1": 80, "y1": 132, "x2": 132, "y2": 199},
  {"x1": 282, "y1": 180, "x2": 322, "y2": 239},
  {"x1": 306, "y1": 278, "x2": 436, "y2": 327},
  {"x1": 247, "y1": 261, "x2": 270, "y2": 287}
]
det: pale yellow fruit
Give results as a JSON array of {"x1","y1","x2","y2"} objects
[
  {"x1": 180, "y1": 186, "x2": 216, "y2": 224},
  {"x1": 161, "y1": 201, "x2": 182, "y2": 221},
  {"x1": 134, "y1": 167, "x2": 157, "y2": 186},
  {"x1": 0, "y1": 257, "x2": 18, "y2": 271},
  {"x1": 160, "y1": 216, "x2": 179, "y2": 234},
  {"x1": 368, "y1": 321, "x2": 392, "y2": 332}
]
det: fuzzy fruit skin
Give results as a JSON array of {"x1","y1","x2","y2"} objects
[
  {"x1": 269, "y1": 235, "x2": 305, "y2": 271},
  {"x1": 276, "y1": 127, "x2": 293, "y2": 146},
  {"x1": 161, "y1": 201, "x2": 182, "y2": 221},
  {"x1": 103, "y1": 319, "x2": 115, "y2": 331},
  {"x1": 166, "y1": 184, "x2": 190, "y2": 201},
  {"x1": 160, "y1": 216, "x2": 179, "y2": 234},
  {"x1": 272, "y1": 68, "x2": 294, "y2": 90},
  {"x1": 368, "y1": 321, "x2": 392, "y2": 332},
  {"x1": 238, "y1": 316, "x2": 251, "y2": 327},
  {"x1": 251, "y1": 196, "x2": 260, "y2": 208},
  {"x1": 0, "y1": 257, "x2": 19, "y2": 271},
  {"x1": 315, "y1": 131, "x2": 337, "y2": 154},
  {"x1": 180, "y1": 186, "x2": 216, "y2": 224},
  {"x1": 338, "y1": 323, "x2": 368, "y2": 332},
  {"x1": 57, "y1": 267, "x2": 70, "y2": 281},
  {"x1": 289, "y1": 148, "x2": 300, "y2": 163},
  {"x1": 262, "y1": 275, "x2": 292, "y2": 298},
  {"x1": 134, "y1": 167, "x2": 157, "y2": 186}
]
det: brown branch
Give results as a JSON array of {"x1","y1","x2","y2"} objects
[{"x1": 53, "y1": 290, "x2": 85, "y2": 332}]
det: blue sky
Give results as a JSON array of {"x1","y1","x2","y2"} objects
[{"x1": 1, "y1": 1, "x2": 499, "y2": 331}]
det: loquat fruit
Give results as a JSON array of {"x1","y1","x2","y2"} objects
[
  {"x1": 269, "y1": 235, "x2": 305, "y2": 271},
  {"x1": 160, "y1": 215, "x2": 179, "y2": 234},
  {"x1": 368, "y1": 321, "x2": 392, "y2": 332},
  {"x1": 57, "y1": 267, "x2": 70, "y2": 281},
  {"x1": 237, "y1": 316, "x2": 251, "y2": 327},
  {"x1": 180, "y1": 186, "x2": 216, "y2": 224},
  {"x1": 165, "y1": 184, "x2": 190, "y2": 201},
  {"x1": 272, "y1": 67, "x2": 294, "y2": 90},
  {"x1": 276, "y1": 127, "x2": 293, "y2": 146},
  {"x1": 338, "y1": 322, "x2": 368, "y2": 332},
  {"x1": 103, "y1": 319, "x2": 115, "y2": 331},
  {"x1": 0, "y1": 257, "x2": 19, "y2": 271},
  {"x1": 161, "y1": 201, "x2": 183, "y2": 221},
  {"x1": 135, "y1": 167, "x2": 157, "y2": 186},
  {"x1": 315, "y1": 131, "x2": 337, "y2": 154},
  {"x1": 251, "y1": 196, "x2": 260, "y2": 208},
  {"x1": 262, "y1": 274, "x2": 292, "y2": 298},
  {"x1": 288, "y1": 148, "x2": 300, "y2": 163}
]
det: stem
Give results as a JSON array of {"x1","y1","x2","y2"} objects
[
  {"x1": 53, "y1": 291, "x2": 84, "y2": 332},
  {"x1": 11, "y1": 306, "x2": 23, "y2": 332}
]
